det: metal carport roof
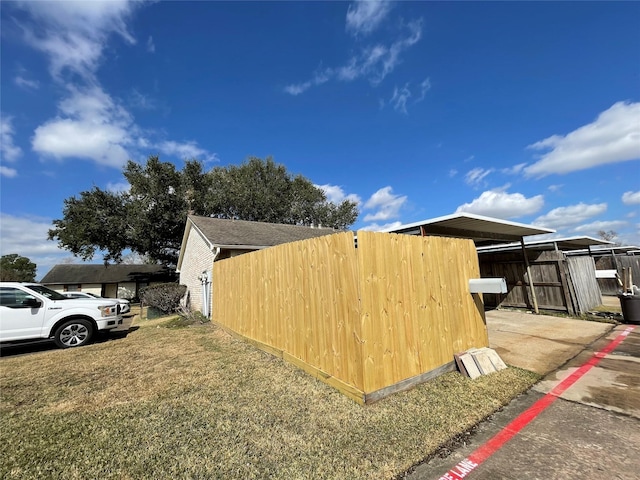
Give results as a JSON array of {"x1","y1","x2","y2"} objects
[
  {"x1": 476, "y1": 236, "x2": 614, "y2": 254},
  {"x1": 383, "y1": 212, "x2": 554, "y2": 245}
]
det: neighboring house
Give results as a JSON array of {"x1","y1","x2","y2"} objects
[
  {"x1": 176, "y1": 215, "x2": 337, "y2": 315},
  {"x1": 40, "y1": 264, "x2": 176, "y2": 300}
]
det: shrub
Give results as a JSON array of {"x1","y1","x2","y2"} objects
[{"x1": 140, "y1": 283, "x2": 187, "y2": 314}]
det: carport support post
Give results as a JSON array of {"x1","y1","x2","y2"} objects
[{"x1": 521, "y1": 237, "x2": 539, "y2": 314}]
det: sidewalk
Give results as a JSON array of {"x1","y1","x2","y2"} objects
[{"x1": 406, "y1": 324, "x2": 640, "y2": 480}]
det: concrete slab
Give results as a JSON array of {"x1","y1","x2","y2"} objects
[
  {"x1": 405, "y1": 321, "x2": 640, "y2": 480},
  {"x1": 535, "y1": 326, "x2": 640, "y2": 419},
  {"x1": 485, "y1": 309, "x2": 614, "y2": 375},
  {"x1": 601, "y1": 295, "x2": 622, "y2": 309},
  {"x1": 407, "y1": 392, "x2": 640, "y2": 480}
]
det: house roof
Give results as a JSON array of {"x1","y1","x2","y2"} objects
[
  {"x1": 40, "y1": 264, "x2": 175, "y2": 284},
  {"x1": 189, "y1": 215, "x2": 337, "y2": 247},
  {"x1": 177, "y1": 215, "x2": 338, "y2": 269},
  {"x1": 383, "y1": 212, "x2": 554, "y2": 245},
  {"x1": 476, "y1": 236, "x2": 614, "y2": 254}
]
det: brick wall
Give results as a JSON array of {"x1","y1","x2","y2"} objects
[{"x1": 179, "y1": 228, "x2": 214, "y2": 312}]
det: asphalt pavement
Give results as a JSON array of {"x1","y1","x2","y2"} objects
[{"x1": 406, "y1": 312, "x2": 640, "y2": 480}]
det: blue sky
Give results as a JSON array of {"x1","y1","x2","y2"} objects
[{"x1": 1, "y1": 1, "x2": 639, "y2": 279}]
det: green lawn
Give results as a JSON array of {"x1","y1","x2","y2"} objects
[{"x1": 1, "y1": 315, "x2": 539, "y2": 479}]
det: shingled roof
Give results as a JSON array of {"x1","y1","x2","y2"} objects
[
  {"x1": 40, "y1": 264, "x2": 176, "y2": 284},
  {"x1": 186, "y1": 215, "x2": 337, "y2": 248}
]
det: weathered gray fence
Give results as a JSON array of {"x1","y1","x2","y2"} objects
[
  {"x1": 595, "y1": 255, "x2": 640, "y2": 295},
  {"x1": 567, "y1": 256, "x2": 602, "y2": 313},
  {"x1": 480, "y1": 249, "x2": 603, "y2": 315}
]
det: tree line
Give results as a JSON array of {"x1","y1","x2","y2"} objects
[{"x1": 48, "y1": 156, "x2": 359, "y2": 266}]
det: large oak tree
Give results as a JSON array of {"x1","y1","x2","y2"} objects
[
  {"x1": 49, "y1": 156, "x2": 359, "y2": 266},
  {"x1": 1, "y1": 254, "x2": 37, "y2": 282}
]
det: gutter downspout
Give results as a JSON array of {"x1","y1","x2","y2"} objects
[{"x1": 201, "y1": 247, "x2": 220, "y2": 318}]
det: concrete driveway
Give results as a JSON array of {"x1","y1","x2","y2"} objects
[
  {"x1": 485, "y1": 309, "x2": 614, "y2": 375},
  {"x1": 408, "y1": 311, "x2": 640, "y2": 480}
]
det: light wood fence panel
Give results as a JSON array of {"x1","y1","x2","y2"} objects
[
  {"x1": 356, "y1": 232, "x2": 487, "y2": 393},
  {"x1": 213, "y1": 232, "x2": 363, "y2": 391},
  {"x1": 213, "y1": 231, "x2": 488, "y2": 403}
]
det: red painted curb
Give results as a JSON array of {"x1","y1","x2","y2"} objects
[{"x1": 437, "y1": 325, "x2": 637, "y2": 480}]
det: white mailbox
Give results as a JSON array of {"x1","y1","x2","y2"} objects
[
  {"x1": 469, "y1": 277, "x2": 508, "y2": 294},
  {"x1": 595, "y1": 270, "x2": 617, "y2": 279}
]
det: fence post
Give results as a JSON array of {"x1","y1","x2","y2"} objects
[{"x1": 521, "y1": 237, "x2": 539, "y2": 314}]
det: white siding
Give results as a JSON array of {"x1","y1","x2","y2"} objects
[
  {"x1": 179, "y1": 228, "x2": 215, "y2": 312},
  {"x1": 80, "y1": 284, "x2": 103, "y2": 296}
]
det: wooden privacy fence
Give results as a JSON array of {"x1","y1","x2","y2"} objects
[
  {"x1": 213, "y1": 231, "x2": 489, "y2": 404},
  {"x1": 479, "y1": 250, "x2": 602, "y2": 315},
  {"x1": 595, "y1": 255, "x2": 640, "y2": 295}
]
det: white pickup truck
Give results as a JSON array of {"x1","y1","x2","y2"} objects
[{"x1": 0, "y1": 282, "x2": 131, "y2": 349}]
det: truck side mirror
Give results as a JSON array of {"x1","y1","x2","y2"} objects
[{"x1": 22, "y1": 298, "x2": 42, "y2": 308}]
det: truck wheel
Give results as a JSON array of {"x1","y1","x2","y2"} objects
[{"x1": 54, "y1": 319, "x2": 94, "y2": 348}]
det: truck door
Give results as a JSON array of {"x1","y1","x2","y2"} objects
[{"x1": 0, "y1": 287, "x2": 47, "y2": 341}]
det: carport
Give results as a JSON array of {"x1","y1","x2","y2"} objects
[{"x1": 385, "y1": 212, "x2": 554, "y2": 313}]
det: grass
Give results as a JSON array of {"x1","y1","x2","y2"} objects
[{"x1": 1, "y1": 313, "x2": 539, "y2": 480}]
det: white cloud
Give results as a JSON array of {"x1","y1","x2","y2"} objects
[
  {"x1": 316, "y1": 184, "x2": 361, "y2": 205},
  {"x1": 416, "y1": 77, "x2": 431, "y2": 101},
  {"x1": 501, "y1": 163, "x2": 526, "y2": 175},
  {"x1": 18, "y1": 0, "x2": 139, "y2": 82},
  {"x1": 346, "y1": 1, "x2": 392, "y2": 37},
  {"x1": 146, "y1": 35, "x2": 155, "y2": 53},
  {"x1": 31, "y1": 86, "x2": 215, "y2": 167},
  {"x1": 456, "y1": 189, "x2": 544, "y2": 219},
  {"x1": 157, "y1": 141, "x2": 218, "y2": 163},
  {"x1": 0, "y1": 213, "x2": 81, "y2": 279},
  {"x1": 0, "y1": 166, "x2": 18, "y2": 178},
  {"x1": 363, "y1": 186, "x2": 407, "y2": 222},
  {"x1": 548, "y1": 184, "x2": 563, "y2": 192},
  {"x1": 0, "y1": 116, "x2": 23, "y2": 162},
  {"x1": 14, "y1": 75, "x2": 40, "y2": 90},
  {"x1": 525, "y1": 101, "x2": 640, "y2": 177},
  {"x1": 414, "y1": 78, "x2": 431, "y2": 103},
  {"x1": 360, "y1": 221, "x2": 403, "y2": 232},
  {"x1": 573, "y1": 220, "x2": 628, "y2": 234},
  {"x1": 32, "y1": 86, "x2": 135, "y2": 167},
  {"x1": 449, "y1": 169, "x2": 458, "y2": 178},
  {"x1": 0, "y1": 213, "x2": 62, "y2": 257},
  {"x1": 285, "y1": 19, "x2": 422, "y2": 95},
  {"x1": 533, "y1": 202, "x2": 607, "y2": 229},
  {"x1": 17, "y1": 2, "x2": 216, "y2": 169},
  {"x1": 129, "y1": 89, "x2": 159, "y2": 110},
  {"x1": 388, "y1": 77, "x2": 430, "y2": 114},
  {"x1": 464, "y1": 167, "x2": 493, "y2": 187},
  {"x1": 390, "y1": 84, "x2": 411, "y2": 114},
  {"x1": 622, "y1": 191, "x2": 640, "y2": 205}
]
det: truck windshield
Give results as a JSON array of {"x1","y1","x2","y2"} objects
[{"x1": 25, "y1": 285, "x2": 68, "y2": 301}]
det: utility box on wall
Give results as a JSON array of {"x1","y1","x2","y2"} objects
[{"x1": 213, "y1": 231, "x2": 489, "y2": 404}]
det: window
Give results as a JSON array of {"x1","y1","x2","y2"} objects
[
  {"x1": 0, "y1": 287, "x2": 37, "y2": 307},
  {"x1": 25, "y1": 284, "x2": 67, "y2": 300}
]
